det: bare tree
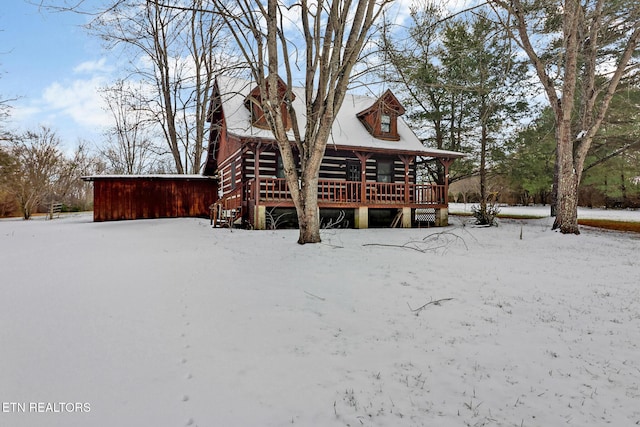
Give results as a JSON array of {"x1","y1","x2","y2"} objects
[
  {"x1": 5, "y1": 127, "x2": 65, "y2": 219},
  {"x1": 56, "y1": 141, "x2": 106, "y2": 211},
  {"x1": 100, "y1": 80, "x2": 161, "y2": 174},
  {"x1": 0, "y1": 65, "x2": 17, "y2": 216},
  {"x1": 489, "y1": 0, "x2": 640, "y2": 234},
  {"x1": 1, "y1": 71, "x2": 15, "y2": 134},
  {"x1": 0, "y1": 97, "x2": 11, "y2": 125},
  {"x1": 0, "y1": 144, "x2": 18, "y2": 216},
  {"x1": 2, "y1": 127, "x2": 105, "y2": 217},
  {"x1": 207, "y1": 0, "x2": 391, "y2": 243},
  {"x1": 85, "y1": 0, "x2": 230, "y2": 174}
]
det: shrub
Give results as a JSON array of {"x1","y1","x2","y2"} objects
[{"x1": 471, "y1": 203, "x2": 500, "y2": 226}]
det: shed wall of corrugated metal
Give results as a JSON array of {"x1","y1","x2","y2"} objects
[{"x1": 92, "y1": 178, "x2": 217, "y2": 222}]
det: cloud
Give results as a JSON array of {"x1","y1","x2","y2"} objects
[
  {"x1": 73, "y1": 58, "x2": 111, "y2": 74},
  {"x1": 41, "y1": 76, "x2": 111, "y2": 128},
  {"x1": 10, "y1": 105, "x2": 43, "y2": 124},
  {"x1": 9, "y1": 56, "x2": 115, "y2": 145}
]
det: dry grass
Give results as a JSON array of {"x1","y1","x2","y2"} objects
[
  {"x1": 452, "y1": 213, "x2": 640, "y2": 233},
  {"x1": 451, "y1": 212, "x2": 546, "y2": 220},
  {"x1": 496, "y1": 213, "x2": 546, "y2": 220},
  {"x1": 578, "y1": 218, "x2": 640, "y2": 233}
]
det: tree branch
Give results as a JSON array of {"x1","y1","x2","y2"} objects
[{"x1": 407, "y1": 298, "x2": 454, "y2": 313}]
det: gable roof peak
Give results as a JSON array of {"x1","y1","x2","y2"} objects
[
  {"x1": 357, "y1": 88, "x2": 406, "y2": 118},
  {"x1": 246, "y1": 75, "x2": 295, "y2": 103},
  {"x1": 380, "y1": 89, "x2": 405, "y2": 115}
]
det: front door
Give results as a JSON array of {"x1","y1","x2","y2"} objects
[
  {"x1": 346, "y1": 160, "x2": 361, "y2": 182},
  {"x1": 346, "y1": 160, "x2": 361, "y2": 201}
]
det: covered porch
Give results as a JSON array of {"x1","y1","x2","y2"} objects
[
  {"x1": 215, "y1": 177, "x2": 452, "y2": 229},
  {"x1": 213, "y1": 142, "x2": 458, "y2": 229},
  {"x1": 250, "y1": 178, "x2": 450, "y2": 229}
]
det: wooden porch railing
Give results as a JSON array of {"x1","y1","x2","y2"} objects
[
  {"x1": 244, "y1": 178, "x2": 446, "y2": 206},
  {"x1": 220, "y1": 184, "x2": 244, "y2": 211},
  {"x1": 211, "y1": 184, "x2": 244, "y2": 227}
]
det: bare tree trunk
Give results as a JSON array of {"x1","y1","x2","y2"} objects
[
  {"x1": 556, "y1": 172, "x2": 579, "y2": 233},
  {"x1": 479, "y1": 115, "x2": 487, "y2": 218},
  {"x1": 551, "y1": 0, "x2": 581, "y2": 234},
  {"x1": 554, "y1": 120, "x2": 580, "y2": 233},
  {"x1": 296, "y1": 176, "x2": 321, "y2": 244},
  {"x1": 490, "y1": 0, "x2": 640, "y2": 235},
  {"x1": 287, "y1": 119, "x2": 330, "y2": 244},
  {"x1": 213, "y1": 0, "x2": 389, "y2": 243}
]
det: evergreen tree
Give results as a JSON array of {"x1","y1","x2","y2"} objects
[
  {"x1": 505, "y1": 86, "x2": 640, "y2": 208},
  {"x1": 383, "y1": 6, "x2": 530, "y2": 224},
  {"x1": 382, "y1": 4, "x2": 475, "y2": 184},
  {"x1": 503, "y1": 108, "x2": 556, "y2": 205}
]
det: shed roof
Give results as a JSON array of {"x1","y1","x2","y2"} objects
[{"x1": 82, "y1": 174, "x2": 215, "y2": 181}]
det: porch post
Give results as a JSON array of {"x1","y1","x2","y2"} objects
[
  {"x1": 354, "y1": 152, "x2": 372, "y2": 203},
  {"x1": 435, "y1": 208, "x2": 448, "y2": 227},
  {"x1": 252, "y1": 143, "x2": 267, "y2": 230},
  {"x1": 350, "y1": 151, "x2": 370, "y2": 228},
  {"x1": 402, "y1": 207, "x2": 412, "y2": 228},
  {"x1": 253, "y1": 143, "x2": 264, "y2": 203},
  {"x1": 255, "y1": 205, "x2": 266, "y2": 230},
  {"x1": 399, "y1": 155, "x2": 412, "y2": 204},
  {"x1": 354, "y1": 207, "x2": 368, "y2": 229}
]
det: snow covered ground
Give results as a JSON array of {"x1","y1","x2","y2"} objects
[{"x1": 1, "y1": 212, "x2": 639, "y2": 426}]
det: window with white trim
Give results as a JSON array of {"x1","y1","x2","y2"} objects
[{"x1": 381, "y1": 114, "x2": 391, "y2": 133}]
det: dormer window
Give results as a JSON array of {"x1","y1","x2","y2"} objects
[
  {"x1": 356, "y1": 89, "x2": 405, "y2": 141},
  {"x1": 247, "y1": 97, "x2": 269, "y2": 129},
  {"x1": 244, "y1": 76, "x2": 295, "y2": 131},
  {"x1": 381, "y1": 114, "x2": 391, "y2": 133}
]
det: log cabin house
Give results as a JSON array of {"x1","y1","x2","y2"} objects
[{"x1": 203, "y1": 75, "x2": 464, "y2": 229}]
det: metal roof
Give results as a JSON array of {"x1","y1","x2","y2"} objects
[{"x1": 216, "y1": 75, "x2": 465, "y2": 159}]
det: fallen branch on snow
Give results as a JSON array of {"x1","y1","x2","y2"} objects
[
  {"x1": 407, "y1": 298, "x2": 454, "y2": 313},
  {"x1": 304, "y1": 291, "x2": 326, "y2": 301},
  {"x1": 362, "y1": 230, "x2": 469, "y2": 253},
  {"x1": 362, "y1": 242, "x2": 432, "y2": 252}
]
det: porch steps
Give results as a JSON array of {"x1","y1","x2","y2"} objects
[{"x1": 210, "y1": 202, "x2": 242, "y2": 228}]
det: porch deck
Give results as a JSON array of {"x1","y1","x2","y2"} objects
[
  {"x1": 240, "y1": 178, "x2": 447, "y2": 209},
  {"x1": 214, "y1": 177, "x2": 449, "y2": 228}
]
